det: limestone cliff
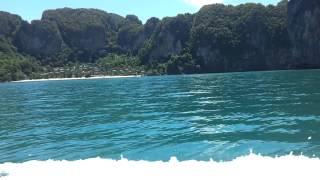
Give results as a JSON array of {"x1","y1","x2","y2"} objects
[
  {"x1": 191, "y1": 3, "x2": 291, "y2": 72},
  {"x1": 0, "y1": 11, "x2": 22, "y2": 39},
  {"x1": 15, "y1": 20, "x2": 63, "y2": 56},
  {"x1": 140, "y1": 14, "x2": 193, "y2": 63},
  {"x1": 288, "y1": 0, "x2": 320, "y2": 68},
  {"x1": 42, "y1": 8, "x2": 122, "y2": 53},
  {"x1": 1, "y1": 1, "x2": 320, "y2": 76}
]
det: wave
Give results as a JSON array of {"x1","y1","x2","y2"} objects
[{"x1": 1, "y1": 153, "x2": 320, "y2": 180}]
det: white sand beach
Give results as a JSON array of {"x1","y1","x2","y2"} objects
[{"x1": 12, "y1": 75, "x2": 142, "y2": 83}]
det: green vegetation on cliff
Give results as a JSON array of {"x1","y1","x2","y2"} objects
[
  {"x1": 0, "y1": 0, "x2": 319, "y2": 82},
  {"x1": 190, "y1": 2, "x2": 291, "y2": 72}
]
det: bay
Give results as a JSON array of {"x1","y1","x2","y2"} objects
[{"x1": 1, "y1": 70, "x2": 320, "y2": 163}]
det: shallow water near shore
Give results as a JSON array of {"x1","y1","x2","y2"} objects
[{"x1": 1, "y1": 70, "x2": 320, "y2": 164}]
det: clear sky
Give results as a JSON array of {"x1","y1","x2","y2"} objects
[{"x1": 0, "y1": 0, "x2": 280, "y2": 23}]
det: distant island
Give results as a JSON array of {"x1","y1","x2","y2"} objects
[{"x1": 0, "y1": 0, "x2": 319, "y2": 82}]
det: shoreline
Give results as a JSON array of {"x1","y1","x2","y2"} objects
[{"x1": 12, "y1": 75, "x2": 142, "y2": 83}]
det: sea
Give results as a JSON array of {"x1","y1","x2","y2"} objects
[{"x1": 1, "y1": 70, "x2": 320, "y2": 179}]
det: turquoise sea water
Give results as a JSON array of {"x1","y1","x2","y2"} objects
[{"x1": 0, "y1": 70, "x2": 320, "y2": 163}]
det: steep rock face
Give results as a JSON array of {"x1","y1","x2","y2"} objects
[
  {"x1": 2, "y1": 2, "x2": 320, "y2": 75},
  {"x1": 0, "y1": 11, "x2": 22, "y2": 39},
  {"x1": 142, "y1": 14, "x2": 193, "y2": 63},
  {"x1": 116, "y1": 16, "x2": 161, "y2": 55},
  {"x1": 191, "y1": 4, "x2": 237, "y2": 72},
  {"x1": 15, "y1": 20, "x2": 63, "y2": 56},
  {"x1": 191, "y1": 3, "x2": 291, "y2": 72},
  {"x1": 42, "y1": 8, "x2": 124, "y2": 53},
  {"x1": 288, "y1": 0, "x2": 320, "y2": 68},
  {"x1": 117, "y1": 15, "x2": 145, "y2": 54},
  {"x1": 144, "y1": 17, "x2": 160, "y2": 38}
]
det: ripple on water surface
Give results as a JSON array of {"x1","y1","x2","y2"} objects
[{"x1": 0, "y1": 70, "x2": 320, "y2": 163}]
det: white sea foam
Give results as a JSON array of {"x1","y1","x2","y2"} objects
[{"x1": 0, "y1": 154, "x2": 319, "y2": 180}]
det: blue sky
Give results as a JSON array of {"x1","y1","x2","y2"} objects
[{"x1": 0, "y1": 0, "x2": 280, "y2": 23}]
